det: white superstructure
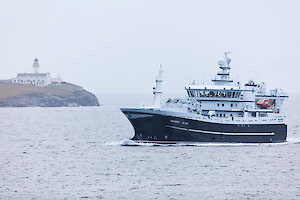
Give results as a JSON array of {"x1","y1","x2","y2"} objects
[
  {"x1": 153, "y1": 52, "x2": 288, "y2": 124},
  {"x1": 12, "y1": 58, "x2": 62, "y2": 87}
]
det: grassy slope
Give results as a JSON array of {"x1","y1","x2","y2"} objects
[{"x1": 0, "y1": 81, "x2": 82, "y2": 99}]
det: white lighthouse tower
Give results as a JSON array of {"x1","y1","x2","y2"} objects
[
  {"x1": 12, "y1": 57, "x2": 63, "y2": 86},
  {"x1": 33, "y1": 58, "x2": 40, "y2": 73}
]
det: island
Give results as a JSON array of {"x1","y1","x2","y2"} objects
[
  {"x1": 0, "y1": 80, "x2": 99, "y2": 107},
  {"x1": 0, "y1": 58, "x2": 99, "y2": 107}
]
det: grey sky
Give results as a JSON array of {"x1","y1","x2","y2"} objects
[{"x1": 0, "y1": 0, "x2": 299, "y2": 94}]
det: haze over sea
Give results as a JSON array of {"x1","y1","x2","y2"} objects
[{"x1": 0, "y1": 93, "x2": 299, "y2": 199}]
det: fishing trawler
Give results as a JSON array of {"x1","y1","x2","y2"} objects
[{"x1": 121, "y1": 52, "x2": 288, "y2": 143}]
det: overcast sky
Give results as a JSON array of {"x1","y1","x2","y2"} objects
[{"x1": 0, "y1": 0, "x2": 299, "y2": 94}]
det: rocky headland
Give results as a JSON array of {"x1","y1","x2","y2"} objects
[{"x1": 0, "y1": 80, "x2": 99, "y2": 107}]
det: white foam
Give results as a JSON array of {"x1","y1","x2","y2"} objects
[
  {"x1": 286, "y1": 137, "x2": 300, "y2": 144},
  {"x1": 105, "y1": 141, "x2": 125, "y2": 146},
  {"x1": 112, "y1": 140, "x2": 290, "y2": 147}
]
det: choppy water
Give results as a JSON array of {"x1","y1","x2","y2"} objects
[{"x1": 0, "y1": 93, "x2": 299, "y2": 199}]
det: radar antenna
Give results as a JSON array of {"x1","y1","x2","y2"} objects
[{"x1": 224, "y1": 51, "x2": 231, "y2": 56}]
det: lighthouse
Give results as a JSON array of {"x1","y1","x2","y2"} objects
[
  {"x1": 12, "y1": 57, "x2": 62, "y2": 87},
  {"x1": 33, "y1": 58, "x2": 40, "y2": 73}
]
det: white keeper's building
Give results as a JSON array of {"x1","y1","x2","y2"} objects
[{"x1": 12, "y1": 58, "x2": 62, "y2": 87}]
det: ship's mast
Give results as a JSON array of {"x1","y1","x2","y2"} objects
[
  {"x1": 212, "y1": 51, "x2": 233, "y2": 85},
  {"x1": 153, "y1": 65, "x2": 163, "y2": 108}
]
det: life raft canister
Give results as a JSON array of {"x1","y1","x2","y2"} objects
[{"x1": 259, "y1": 99, "x2": 270, "y2": 108}]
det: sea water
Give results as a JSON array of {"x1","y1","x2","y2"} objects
[{"x1": 0, "y1": 93, "x2": 299, "y2": 199}]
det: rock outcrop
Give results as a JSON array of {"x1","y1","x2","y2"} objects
[{"x1": 0, "y1": 81, "x2": 99, "y2": 107}]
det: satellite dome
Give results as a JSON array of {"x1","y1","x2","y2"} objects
[
  {"x1": 217, "y1": 59, "x2": 224, "y2": 66},
  {"x1": 224, "y1": 57, "x2": 231, "y2": 64}
]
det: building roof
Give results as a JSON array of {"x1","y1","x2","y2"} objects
[{"x1": 17, "y1": 73, "x2": 49, "y2": 76}]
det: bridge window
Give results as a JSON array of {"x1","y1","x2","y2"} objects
[
  {"x1": 198, "y1": 91, "x2": 201, "y2": 97},
  {"x1": 227, "y1": 92, "x2": 231, "y2": 98},
  {"x1": 204, "y1": 91, "x2": 209, "y2": 97}
]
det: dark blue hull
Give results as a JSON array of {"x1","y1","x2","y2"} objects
[{"x1": 121, "y1": 109, "x2": 287, "y2": 143}]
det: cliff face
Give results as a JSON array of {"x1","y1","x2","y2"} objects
[{"x1": 0, "y1": 81, "x2": 99, "y2": 107}]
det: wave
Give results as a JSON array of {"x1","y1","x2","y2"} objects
[
  {"x1": 286, "y1": 137, "x2": 300, "y2": 144},
  {"x1": 103, "y1": 140, "x2": 295, "y2": 147}
]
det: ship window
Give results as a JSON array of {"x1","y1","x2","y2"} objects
[
  {"x1": 190, "y1": 91, "x2": 194, "y2": 97},
  {"x1": 220, "y1": 114, "x2": 222, "y2": 117},
  {"x1": 222, "y1": 104, "x2": 224, "y2": 107},
  {"x1": 200, "y1": 90, "x2": 204, "y2": 97},
  {"x1": 227, "y1": 92, "x2": 232, "y2": 98},
  {"x1": 231, "y1": 104, "x2": 233, "y2": 107},
  {"x1": 205, "y1": 91, "x2": 209, "y2": 97},
  {"x1": 259, "y1": 113, "x2": 268, "y2": 117},
  {"x1": 252, "y1": 112, "x2": 256, "y2": 117},
  {"x1": 224, "y1": 114, "x2": 226, "y2": 117},
  {"x1": 217, "y1": 103, "x2": 219, "y2": 107}
]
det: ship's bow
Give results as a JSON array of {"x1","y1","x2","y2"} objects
[{"x1": 121, "y1": 108, "x2": 164, "y2": 141}]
